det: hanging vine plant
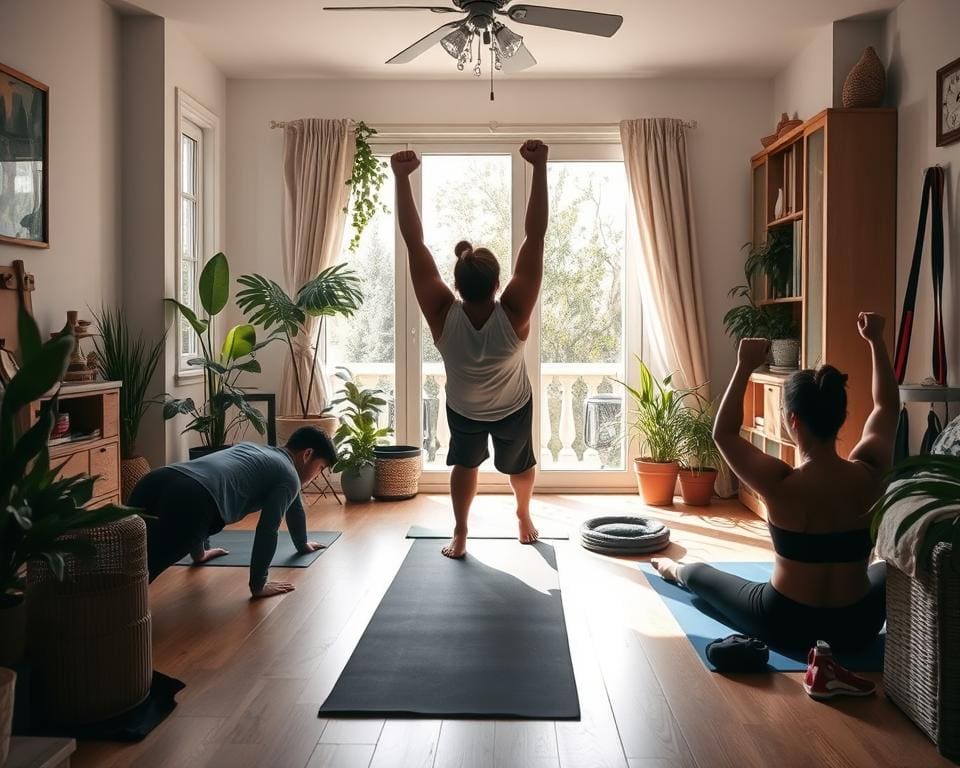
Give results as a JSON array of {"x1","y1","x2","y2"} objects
[{"x1": 344, "y1": 121, "x2": 389, "y2": 252}]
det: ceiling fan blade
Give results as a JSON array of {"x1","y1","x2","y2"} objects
[
  {"x1": 500, "y1": 4, "x2": 623, "y2": 37},
  {"x1": 322, "y1": 5, "x2": 460, "y2": 12},
  {"x1": 387, "y1": 21, "x2": 464, "y2": 63},
  {"x1": 500, "y1": 42, "x2": 537, "y2": 73}
]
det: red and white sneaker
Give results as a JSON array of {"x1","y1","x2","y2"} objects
[{"x1": 803, "y1": 641, "x2": 876, "y2": 700}]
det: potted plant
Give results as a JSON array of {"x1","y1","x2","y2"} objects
[
  {"x1": 723, "y1": 284, "x2": 770, "y2": 342},
  {"x1": 236, "y1": 263, "x2": 363, "y2": 443},
  {"x1": 618, "y1": 358, "x2": 701, "y2": 506},
  {"x1": 765, "y1": 307, "x2": 800, "y2": 370},
  {"x1": 743, "y1": 229, "x2": 793, "y2": 299},
  {"x1": 164, "y1": 253, "x2": 270, "y2": 459},
  {"x1": 1, "y1": 305, "x2": 132, "y2": 668},
  {"x1": 677, "y1": 403, "x2": 722, "y2": 506},
  {"x1": 330, "y1": 371, "x2": 391, "y2": 503},
  {"x1": 92, "y1": 306, "x2": 165, "y2": 502}
]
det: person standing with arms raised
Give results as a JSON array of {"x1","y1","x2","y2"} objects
[{"x1": 391, "y1": 140, "x2": 549, "y2": 558}]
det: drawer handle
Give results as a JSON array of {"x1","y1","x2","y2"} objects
[{"x1": 99, "y1": 447, "x2": 107, "y2": 453}]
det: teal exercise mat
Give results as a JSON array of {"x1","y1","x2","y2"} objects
[
  {"x1": 406, "y1": 524, "x2": 569, "y2": 540},
  {"x1": 639, "y1": 562, "x2": 885, "y2": 672},
  {"x1": 174, "y1": 530, "x2": 341, "y2": 567},
  {"x1": 319, "y1": 539, "x2": 580, "y2": 719}
]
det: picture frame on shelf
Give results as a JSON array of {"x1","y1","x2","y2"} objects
[
  {"x1": 0, "y1": 62, "x2": 49, "y2": 248},
  {"x1": 936, "y1": 55, "x2": 960, "y2": 148}
]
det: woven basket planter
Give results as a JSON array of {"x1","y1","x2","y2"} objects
[
  {"x1": 120, "y1": 455, "x2": 151, "y2": 504},
  {"x1": 884, "y1": 543, "x2": 960, "y2": 760},
  {"x1": 26, "y1": 515, "x2": 152, "y2": 726},
  {"x1": 373, "y1": 445, "x2": 422, "y2": 501}
]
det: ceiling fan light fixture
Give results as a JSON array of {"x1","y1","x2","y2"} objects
[
  {"x1": 440, "y1": 23, "x2": 472, "y2": 61},
  {"x1": 492, "y1": 22, "x2": 522, "y2": 58}
]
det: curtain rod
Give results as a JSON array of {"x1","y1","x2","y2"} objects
[{"x1": 268, "y1": 119, "x2": 697, "y2": 132}]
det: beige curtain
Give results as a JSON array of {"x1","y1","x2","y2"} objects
[{"x1": 279, "y1": 118, "x2": 353, "y2": 416}]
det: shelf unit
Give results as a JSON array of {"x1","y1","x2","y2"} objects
[{"x1": 740, "y1": 109, "x2": 898, "y2": 519}]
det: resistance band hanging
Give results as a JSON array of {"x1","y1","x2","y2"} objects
[{"x1": 894, "y1": 165, "x2": 947, "y2": 386}]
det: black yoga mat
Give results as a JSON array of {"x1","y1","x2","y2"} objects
[
  {"x1": 406, "y1": 524, "x2": 569, "y2": 540},
  {"x1": 319, "y1": 539, "x2": 580, "y2": 719},
  {"x1": 174, "y1": 530, "x2": 341, "y2": 567}
]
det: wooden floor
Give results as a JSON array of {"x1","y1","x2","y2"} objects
[{"x1": 74, "y1": 493, "x2": 949, "y2": 768}]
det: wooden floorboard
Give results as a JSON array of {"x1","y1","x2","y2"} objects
[{"x1": 69, "y1": 494, "x2": 952, "y2": 768}]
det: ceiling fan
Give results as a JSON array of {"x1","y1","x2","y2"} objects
[{"x1": 322, "y1": 1, "x2": 623, "y2": 81}]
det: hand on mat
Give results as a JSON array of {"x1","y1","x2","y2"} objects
[
  {"x1": 252, "y1": 581, "x2": 296, "y2": 598},
  {"x1": 390, "y1": 150, "x2": 420, "y2": 177},
  {"x1": 519, "y1": 139, "x2": 548, "y2": 166},
  {"x1": 737, "y1": 337, "x2": 770, "y2": 372},
  {"x1": 299, "y1": 541, "x2": 325, "y2": 554},
  {"x1": 857, "y1": 312, "x2": 885, "y2": 343},
  {"x1": 193, "y1": 547, "x2": 229, "y2": 564}
]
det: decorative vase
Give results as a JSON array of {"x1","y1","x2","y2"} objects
[
  {"x1": 770, "y1": 339, "x2": 801, "y2": 369},
  {"x1": 633, "y1": 459, "x2": 679, "y2": 506},
  {"x1": 842, "y1": 46, "x2": 885, "y2": 108},
  {"x1": 121, "y1": 455, "x2": 151, "y2": 504},
  {"x1": 373, "y1": 445, "x2": 422, "y2": 501},
  {"x1": 0, "y1": 667, "x2": 14, "y2": 767},
  {"x1": 340, "y1": 463, "x2": 375, "y2": 503},
  {"x1": 679, "y1": 468, "x2": 718, "y2": 506},
  {"x1": 774, "y1": 188, "x2": 785, "y2": 219},
  {"x1": 0, "y1": 595, "x2": 25, "y2": 668},
  {"x1": 276, "y1": 414, "x2": 340, "y2": 446}
]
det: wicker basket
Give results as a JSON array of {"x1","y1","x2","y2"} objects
[
  {"x1": 121, "y1": 455, "x2": 151, "y2": 504},
  {"x1": 884, "y1": 543, "x2": 960, "y2": 760},
  {"x1": 26, "y1": 515, "x2": 152, "y2": 725},
  {"x1": 373, "y1": 445, "x2": 422, "y2": 500}
]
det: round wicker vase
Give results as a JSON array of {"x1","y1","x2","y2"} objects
[
  {"x1": 120, "y1": 455, "x2": 151, "y2": 504},
  {"x1": 373, "y1": 446, "x2": 422, "y2": 501},
  {"x1": 633, "y1": 460, "x2": 679, "y2": 506},
  {"x1": 842, "y1": 46, "x2": 885, "y2": 108},
  {"x1": 26, "y1": 515, "x2": 151, "y2": 726},
  {"x1": 0, "y1": 668, "x2": 14, "y2": 768},
  {"x1": 679, "y1": 469, "x2": 718, "y2": 506}
]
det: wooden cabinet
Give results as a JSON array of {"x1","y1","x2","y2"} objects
[
  {"x1": 34, "y1": 381, "x2": 123, "y2": 508},
  {"x1": 739, "y1": 109, "x2": 897, "y2": 518}
]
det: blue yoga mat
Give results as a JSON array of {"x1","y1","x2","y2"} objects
[{"x1": 639, "y1": 562, "x2": 885, "y2": 672}]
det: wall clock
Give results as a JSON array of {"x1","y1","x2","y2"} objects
[{"x1": 937, "y1": 55, "x2": 960, "y2": 147}]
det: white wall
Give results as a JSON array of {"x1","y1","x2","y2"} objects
[
  {"x1": 885, "y1": 0, "x2": 960, "y2": 434},
  {"x1": 0, "y1": 0, "x2": 121, "y2": 335},
  {"x1": 772, "y1": 24, "x2": 834, "y2": 123},
  {"x1": 225, "y1": 77, "x2": 772, "y2": 405}
]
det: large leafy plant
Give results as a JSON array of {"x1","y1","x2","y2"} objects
[
  {"x1": 164, "y1": 252, "x2": 268, "y2": 448},
  {"x1": 329, "y1": 370, "x2": 392, "y2": 474},
  {"x1": 870, "y1": 454, "x2": 960, "y2": 572},
  {"x1": 236, "y1": 263, "x2": 363, "y2": 418},
  {"x1": 1, "y1": 305, "x2": 132, "y2": 599},
  {"x1": 92, "y1": 306, "x2": 165, "y2": 459}
]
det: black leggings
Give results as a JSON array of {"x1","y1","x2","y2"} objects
[
  {"x1": 679, "y1": 562, "x2": 887, "y2": 652},
  {"x1": 128, "y1": 467, "x2": 224, "y2": 582}
]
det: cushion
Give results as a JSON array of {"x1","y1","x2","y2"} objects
[
  {"x1": 580, "y1": 515, "x2": 671, "y2": 555},
  {"x1": 932, "y1": 414, "x2": 960, "y2": 456}
]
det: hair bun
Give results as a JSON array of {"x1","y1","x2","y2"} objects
[
  {"x1": 454, "y1": 240, "x2": 473, "y2": 259},
  {"x1": 815, "y1": 365, "x2": 849, "y2": 391}
]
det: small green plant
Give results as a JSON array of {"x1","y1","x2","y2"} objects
[
  {"x1": 723, "y1": 286, "x2": 798, "y2": 342},
  {"x1": 765, "y1": 305, "x2": 799, "y2": 340},
  {"x1": 1, "y1": 304, "x2": 132, "y2": 598},
  {"x1": 330, "y1": 369, "x2": 392, "y2": 474},
  {"x1": 743, "y1": 229, "x2": 793, "y2": 298},
  {"x1": 92, "y1": 306, "x2": 165, "y2": 459},
  {"x1": 344, "y1": 121, "x2": 389, "y2": 252},
  {"x1": 163, "y1": 252, "x2": 270, "y2": 448},
  {"x1": 870, "y1": 454, "x2": 960, "y2": 572},
  {"x1": 678, "y1": 402, "x2": 723, "y2": 474}
]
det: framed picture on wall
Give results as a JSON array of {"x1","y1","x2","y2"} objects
[
  {"x1": 0, "y1": 62, "x2": 49, "y2": 248},
  {"x1": 937, "y1": 55, "x2": 960, "y2": 147}
]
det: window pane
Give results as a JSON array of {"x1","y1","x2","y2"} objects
[
  {"x1": 181, "y1": 134, "x2": 196, "y2": 196},
  {"x1": 326, "y1": 159, "x2": 396, "y2": 440},
  {"x1": 420, "y1": 154, "x2": 512, "y2": 470},
  {"x1": 181, "y1": 198, "x2": 195, "y2": 261},
  {"x1": 540, "y1": 162, "x2": 627, "y2": 471}
]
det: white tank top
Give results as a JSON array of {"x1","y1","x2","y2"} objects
[{"x1": 435, "y1": 302, "x2": 532, "y2": 421}]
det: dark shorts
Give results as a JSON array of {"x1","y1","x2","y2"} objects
[{"x1": 445, "y1": 397, "x2": 537, "y2": 475}]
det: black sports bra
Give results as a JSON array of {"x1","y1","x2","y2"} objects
[{"x1": 768, "y1": 522, "x2": 873, "y2": 563}]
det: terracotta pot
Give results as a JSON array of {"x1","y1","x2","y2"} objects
[
  {"x1": 679, "y1": 468, "x2": 718, "y2": 506},
  {"x1": 276, "y1": 415, "x2": 339, "y2": 445},
  {"x1": 633, "y1": 459, "x2": 679, "y2": 506},
  {"x1": 121, "y1": 455, "x2": 151, "y2": 504},
  {"x1": 0, "y1": 667, "x2": 14, "y2": 767},
  {"x1": 0, "y1": 595, "x2": 25, "y2": 668}
]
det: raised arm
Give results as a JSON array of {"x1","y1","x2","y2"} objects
[
  {"x1": 849, "y1": 312, "x2": 899, "y2": 474},
  {"x1": 714, "y1": 338, "x2": 792, "y2": 497},
  {"x1": 391, "y1": 151, "x2": 455, "y2": 339},
  {"x1": 502, "y1": 140, "x2": 549, "y2": 338}
]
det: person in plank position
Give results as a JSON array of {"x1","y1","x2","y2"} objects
[
  {"x1": 391, "y1": 140, "x2": 549, "y2": 559},
  {"x1": 129, "y1": 427, "x2": 336, "y2": 597}
]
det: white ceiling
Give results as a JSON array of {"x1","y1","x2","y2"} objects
[{"x1": 122, "y1": 0, "x2": 898, "y2": 80}]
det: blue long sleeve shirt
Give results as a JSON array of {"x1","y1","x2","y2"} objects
[{"x1": 169, "y1": 442, "x2": 307, "y2": 592}]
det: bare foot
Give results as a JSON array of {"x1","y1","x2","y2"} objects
[
  {"x1": 442, "y1": 530, "x2": 468, "y2": 559},
  {"x1": 517, "y1": 514, "x2": 539, "y2": 544},
  {"x1": 651, "y1": 557, "x2": 683, "y2": 583}
]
